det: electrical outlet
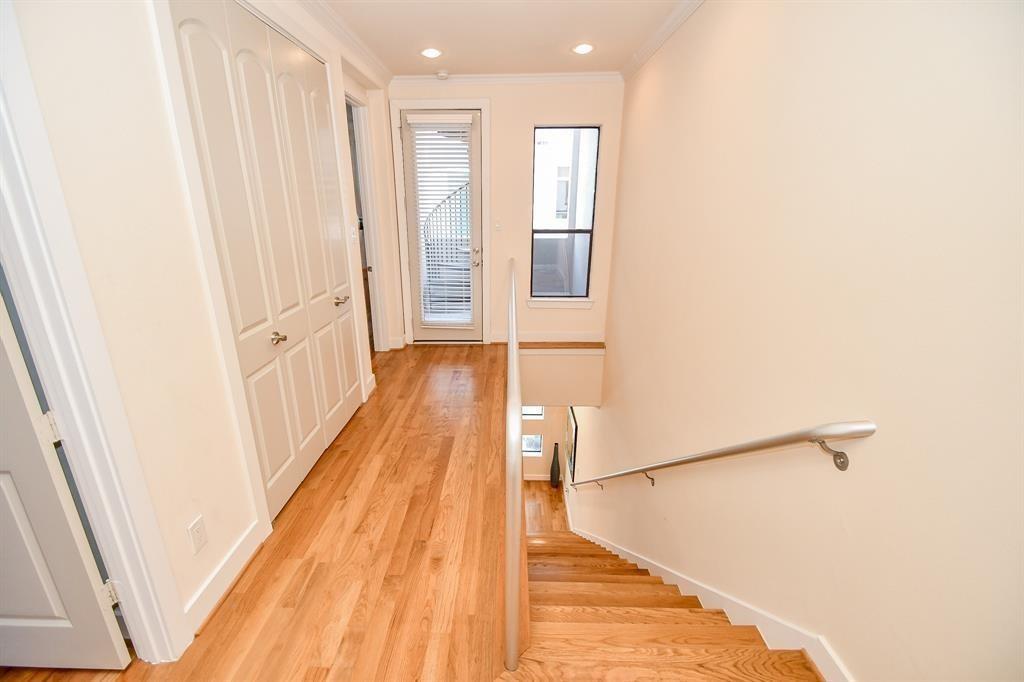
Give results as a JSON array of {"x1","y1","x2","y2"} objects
[{"x1": 187, "y1": 515, "x2": 207, "y2": 555}]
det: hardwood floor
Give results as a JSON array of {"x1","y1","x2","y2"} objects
[
  {"x1": 3, "y1": 344, "x2": 507, "y2": 682},
  {"x1": 524, "y1": 481, "x2": 567, "y2": 534}
]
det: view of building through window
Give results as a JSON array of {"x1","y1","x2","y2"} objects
[
  {"x1": 522, "y1": 434, "x2": 543, "y2": 457},
  {"x1": 531, "y1": 127, "x2": 599, "y2": 297}
]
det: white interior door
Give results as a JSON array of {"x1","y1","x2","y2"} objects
[
  {"x1": 269, "y1": 27, "x2": 361, "y2": 442},
  {"x1": 401, "y1": 110, "x2": 483, "y2": 341},
  {"x1": 171, "y1": 0, "x2": 360, "y2": 518},
  {"x1": 0, "y1": 289, "x2": 130, "y2": 669}
]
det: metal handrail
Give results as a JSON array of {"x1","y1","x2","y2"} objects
[
  {"x1": 503, "y1": 259, "x2": 522, "y2": 671},
  {"x1": 571, "y1": 421, "x2": 877, "y2": 489}
]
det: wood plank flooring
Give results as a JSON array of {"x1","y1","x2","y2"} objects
[{"x1": 3, "y1": 344, "x2": 507, "y2": 682}]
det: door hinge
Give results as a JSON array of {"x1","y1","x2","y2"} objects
[
  {"x1": 101, "y1": 580, "x2": 120, "y2": 607},
  {"x1": 44, "y1": 411, "x2": 61, "y2": 444},
  {"x1": 38, "y1": 410, "x2": 61, "y2": 445}
]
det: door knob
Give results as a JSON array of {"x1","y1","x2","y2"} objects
[
  {"x1": 333, "y1": 296, "x2": 350, "y2": 306},
  {"x1": 270, "y1": 331, "x2": 288, "y2": 345}
]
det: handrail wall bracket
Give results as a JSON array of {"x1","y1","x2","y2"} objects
[{"x1": 815, "y1": 439, "x2": 849, "y2": 471}]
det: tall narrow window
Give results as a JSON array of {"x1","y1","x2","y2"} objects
[{"x1": 531, "y1": 126, "x2": 599, "y2": 297}]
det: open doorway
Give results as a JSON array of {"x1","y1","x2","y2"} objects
[{"x1": 345, "y1": 99, "x2": 384, "y2": 358}]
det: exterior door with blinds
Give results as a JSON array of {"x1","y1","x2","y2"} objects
[{"x1": 401, "y1": 110, "x2": 483, "y2": 341}]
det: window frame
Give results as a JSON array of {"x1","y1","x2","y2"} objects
[{"x1": 529, "y1": 125, "x2": 601, "y2": 298}]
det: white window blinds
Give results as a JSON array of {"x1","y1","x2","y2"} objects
[{"x1": 408, "y1": 119, "x2": 473, "y2": 325}]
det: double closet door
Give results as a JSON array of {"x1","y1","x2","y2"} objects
[{"x1": 171, "y1": 0, "x2": 361, "y2": 518}]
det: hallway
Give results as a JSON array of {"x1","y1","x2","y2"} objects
[{"x1": 4, "y1": 345, "x2": 507, "y2": 681}]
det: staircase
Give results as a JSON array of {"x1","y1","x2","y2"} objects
[{"x1": 502, "y1": 529, "x2": 822, "y2": 680}]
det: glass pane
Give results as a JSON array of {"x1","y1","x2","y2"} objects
[
  {"x1": 522, "y1": 434, "x2": 543, "y2": 454},
  {"x1": 532, "y1": 233, "x2": 591, "y2": 297},
  {"x1": 411, "y1": 123, "x2": 473, "y2": 324},
  {"x1": 532, "y1": 128, "x2": 599, "y2": 232}
]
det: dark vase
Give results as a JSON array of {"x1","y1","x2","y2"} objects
[{"x1": 550, "y1": 443, "x2": 560, "y2": 488}]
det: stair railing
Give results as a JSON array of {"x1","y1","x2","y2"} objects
[
  {"x1": 571, "y1": 421, "x2": 877, "y2": 489},
  {"x1": 504, "y1": 258, "x2": 523, "y2": 671}
]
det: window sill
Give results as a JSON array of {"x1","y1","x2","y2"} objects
[
  {"x1": 527, "y1": 297, "x2": 594, "y2": 310},
  {"x1": 523, "y1": 452, "x2": 543, "y2": 458}
]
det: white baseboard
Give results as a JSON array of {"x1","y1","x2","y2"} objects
[
  {"x1": 524, "y1": 473, "x2": 554, "y2": 481},
  {"x1": 568, "y1": 525, "x2": 853, "y2": 682},
  {"x1": 388, "y1": 334, "x2": 406, "y2": 350},
  {"x1": 182, "y1": 520, "x2": 267, "y2": 633},
  {"x1": 362, "y1": 373, "x2": 377, "y2": 399}
]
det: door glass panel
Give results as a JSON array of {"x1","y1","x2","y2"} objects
[{"x1": 409, "y1": 122, "x2": 473, "y2": 325}]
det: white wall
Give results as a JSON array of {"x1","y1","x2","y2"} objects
[
  {"x1": 566, "y1": 1, "x2": 1023, "y2": 680},
  {"x1": 388, "y1": 77, "x2": 624, "y2": 342},
  {"x1": 12, "y1": 0, "x2": 266, "y2": 624},
  {"x1": 521, "y1": 405, "x2": 567, "y2": 480}
]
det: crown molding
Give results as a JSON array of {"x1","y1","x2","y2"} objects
[
  {"x1": 622, "y1": 0, "x2": 704, "y2": 78},
  {"x1": 301, "y1": 0, "x2": 392, "y2": 87},
  {"x1": 390, "y1": 71, "x2": 624, "y2": 88}
]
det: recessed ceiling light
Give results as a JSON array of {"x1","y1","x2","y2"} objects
[
  {"x1": 573, "y1": 43, "x2": 594, "y2": 55},
  {"x1": 421, "y1": 48, "x2": 442, "y2": 59}
]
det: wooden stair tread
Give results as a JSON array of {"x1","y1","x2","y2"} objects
[
  {"x1": 527, "y1": 546, "x2": 616, "y2": 556},
  {"x1": 531, "y1": 581, "x2": 681, "y2": 595},
  {"x1": 528, "y1": 556, "x2": 641, "y2": 569},
  {"x1": 530, "y1": 582, "x2": 701, "y2": 608},
  {"x1": 500, "y1": 649, "x2": 821, "y2": 680},
  {"x1": 528, "y1": 569, "x2": 662, "y2": 583},
  {"x1": 529, "y1": 564, "x2": 649, "y2": 576},
  {"x1": 532, "y1": 621, "x2": 766, "y2": 648},
  {"x1": 531, "y1": 606, "x2": 731, "y2": 625},
  {"x1": 518, "y1": 341, "x2": 606, "y2": 350}
]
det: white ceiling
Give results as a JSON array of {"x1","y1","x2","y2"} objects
[{"x1": 321, "y1": 0, "x2": 690, "y2": 77}]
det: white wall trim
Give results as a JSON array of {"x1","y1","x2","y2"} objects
[
  {"x1": 524, "y1": 473, "x2": 553, "y2": 481},
  {"x1": 389, "y1": 97, "x2": 492, "y2": 344},
  {"x1": 526, "y1": 297, "x2": 594, "y2": 310},
  {"x1": 181, "y1": 521, "x2": 261, "y2": 629},
  {"x1": 622, "y1": 0, "x2": 704, "y2": 78},
  {"x1": 390, "y1": 72, "x2": 624, "y2": 87},
  {"x1": 346, "y1": 94, "x2": 390, "y2": 354},
  {"x1": 568, "y1": 524, "x2": 853, "y2": 682},
  {"x1": 0, "y1": 2, "x2": 193, "y2": 660}
]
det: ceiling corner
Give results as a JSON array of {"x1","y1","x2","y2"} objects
[
  {"x1": 301, "y1": 0, "x2": 393, "y2": 87},
  {"x1": 622, "y1": 0, "x2": 704, "y2": 79}
]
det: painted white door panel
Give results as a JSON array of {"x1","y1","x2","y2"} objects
[
  {"x1": 338, "y1": 311, "x2": 361, "y2": 399},
  {"x1": 171, "y1": 0, "x2": 367, "y2": 518},
  {"x1": 0, "y1": 292, "x2": 130, "y2": 669},
  {"x1": 225, "y1": 0, "x2": 305, "y2": 339},
  {"x1": 312, "y1": 319, "x2": 345, "y2": 437}
]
